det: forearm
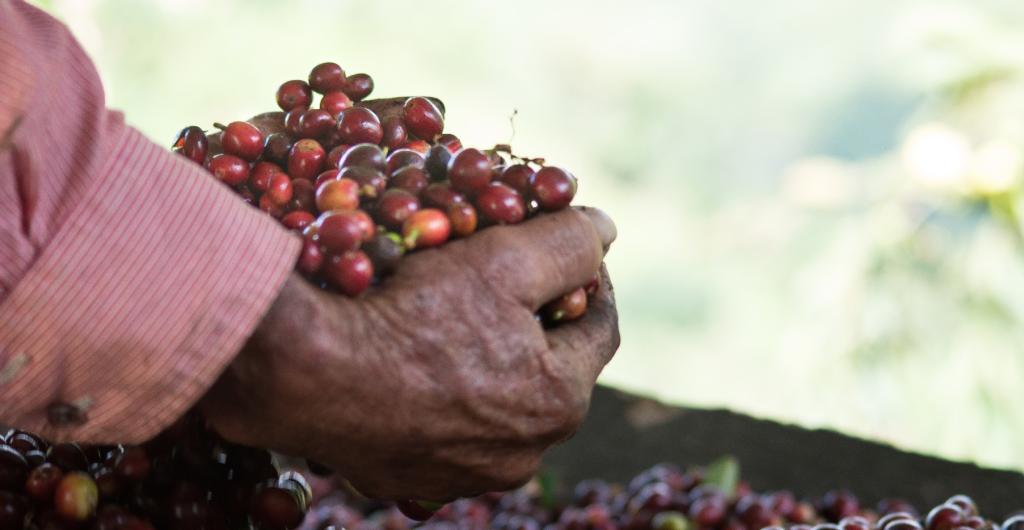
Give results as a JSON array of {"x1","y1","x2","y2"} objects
[{"x1": 0, "y1": 1, "x2": 301, "y2": 443}]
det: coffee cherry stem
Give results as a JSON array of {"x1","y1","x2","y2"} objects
[
  {"x1": 491, "y1": 144, "x2": 545, "y2": 166},
  {"x1": 402, "y1": 228, "x2": 421, "y2": 250}
]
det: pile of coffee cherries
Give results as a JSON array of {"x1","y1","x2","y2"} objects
[
  {"x1": 173, "y1": 62, "x2": 588, "y2": 323},
  {"x1": 0, "y1": 413, "x2": 312, "y2": 530},
  {"x1": 294, "y1": 461, "x2": 1024, "y2": 530}
]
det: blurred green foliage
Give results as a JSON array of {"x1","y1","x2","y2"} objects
[{"x1": 32, "y1": 0, "x2": 1024, "y2": 470}]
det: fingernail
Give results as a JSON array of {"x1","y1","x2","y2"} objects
[{"x1": 576, "y1": 206, "x2": 616, "y2": 252}]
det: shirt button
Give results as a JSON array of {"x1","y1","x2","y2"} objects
[{"x1": 47, "y1": 402, "x2": 86, "y2": 426}]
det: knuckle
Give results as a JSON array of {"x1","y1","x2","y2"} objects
[
  {"x1": 532, "y1": 379, "x2": 590, "y2": 443},
  {"x1": 482, "y1": 455, "x2": 541, "y2": 492}
]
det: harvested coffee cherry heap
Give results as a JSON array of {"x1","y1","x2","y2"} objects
[
  {"x1": 294, "y1": 459, "x2": 1024, "y2": 530},
  {"x1": 0, "y1": 413, "x2": 312, "y2": 530},
  {"x1": 173, "y1": 62, "x2": 590, "y2": 324}
]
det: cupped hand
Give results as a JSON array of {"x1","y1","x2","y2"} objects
[{"x1": 199, "y1": 205, "x2": 619, "y2": 502}]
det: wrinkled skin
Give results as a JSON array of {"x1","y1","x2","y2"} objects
[{"x1": 199, "y1": 105, "x2": 620, "y2": 502}]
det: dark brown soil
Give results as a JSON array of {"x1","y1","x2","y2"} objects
[{"x1": 542, "y1": 385, "x2": 1024, "y2": 519}]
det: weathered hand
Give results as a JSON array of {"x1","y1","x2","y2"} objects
[{"x1": 199, "y1": 206, "x2": 619, "y2": 501}]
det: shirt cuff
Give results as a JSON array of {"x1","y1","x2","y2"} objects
[{"x1": 0, "y1": 124, "x2": 301, "y2": 443}]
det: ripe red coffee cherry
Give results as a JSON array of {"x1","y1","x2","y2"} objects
[
  {"x1": 288, "y1": 139, "x2": 326, "y2": 181},
  {"x1": 308, "y1": 62, "x2": 347, "y2": 93},
  {"x1": 343, "y1": 73, "x2": 374, "y2": 101},
  {"x1": 448, "y1": 148, "x2": 493, "y2": 194},
  {"x1": 500, "y1": 164, "x2": 535, "y2": 196},
  {"x1": 290, "y1": 179, "x2": 317, "y2": 212},
  {"x1": 927, "y1": 504, "x2": 964, "y2": 530},
  {"x1": 376, "y1": 189, "x2": 420, "y2": 230},
  {"x1": 26, "y1": 463, "x2": 63, "y2": 503},
  {"x1": 403, "y1": 208, "x2": 451, "y2": 249},
  {"x1": 543, "y1": 287, "x2": 588, "y2": 323},
  {"x1": 321, "y1": 127, "x2": 347, "y2": 151},
  {"x1": 447, "y1": 202, "x2": 478, "y2": 238},
  {"x1": 266, "y1": 174, "x2": 294, "y2": 206},
  {"x1": 276, "y1": 80, "x2": 313, "y2": 111},
  {"x1": 54, "y1": 471, "x2": 98, "y2": 522},
  {"x1": 260, "y1": 130, "x2": 292, "y2": 163},
  {"x1": 400, "y1": 139, "x2": 431, "y2": 154},
  {"x1": 879, "y1": 513, "x2": 918, "y2": 530},
  {"x1": 316, "y1": 178, "x2": 360, "y2": 212},
  {"x1": 389, "y1": 166, "x2": 429, "y2": 195},
  {"x1": 208, "y1": 154, "x2": 250, "y2": 186},
  {"x1": 336, "y1": 107, "x2": 383, "y2": 145},
  {"x1": 220, "y1": 121, "x2": 264, "y2": 161},
  {"x1": 381, "y1": 115, "x2": 408, "y2": 150},
  {"x1": 314, "y1": 169, "x2": 341, "y2": 191},
  {"x1": 340, "y1": 166, "x2": 387, "y2": 199},
  {"x1": 475, "y1": 182, "x2": 526, "y2": 225},
  {"x1": 403, "y1": 97, "x2": 445, "y2": 140},
  {"x1": 822, "y1": 490, "x2": 860, "y2": 522},
  {"x1": 326, "y1": 144, "x2": 351, "y2": 169},
  {"x1": 284, "y1": 107, "x2": 306, "y2": 137},
  {"x1": 386, "y1": 149, "x2": 426, "y2": 175},
  {"x1": 320, "y1": 91, "x2": 353, "y2": 117},
  {"x1": 421, "y1": 182, "x2": 466, "y2": 210},
  {"x1": 316, "y1": 211, "x2": 364, "y2": 254},
  {"x1": 324, "y1": 251, "x2": 374, "y2": 296},
  {"x1": 840, "y1": 516, "x2": 871, "y2": 530},
  {"x1": 437, "y1": 133, "x2": 463, "y2": 154},
  {"x1": 338, "y1": 143, "x2": 386, "y2": 172},
  {"x1": 689, "y1": 495, "x2": 728, "y2": 527},
  {"x1": 946, "y1": 496, "x2": 977, "y2": 517},
  {"x1": 298, "y1": 108, "x2": 335, "y2": 139},
  {"x1": 283, "y1": 211, "x2": 315, "y2": 231},
  {"x1": 530, "y1": 166, "x2": 577, "y2": 211},
  {"x1": 297, "y1": 236, "x2": 324, "y2": 276},
  {"x1": 351, "y1": 210, "x2": 376, "y2": 242},
  {"x1": 249, "y1": 161, "x2": 282, "y2": 192},
  {"x1": 258, "y1": 194, "x2": 285, "y2": 218},
  {"x1": 172, "y1": 126, "x2": 208, "y2": 165},
  {"x1": 789, "y1": 501, "x2": 818, "y2": 524}
]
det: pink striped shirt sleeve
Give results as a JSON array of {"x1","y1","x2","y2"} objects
[{"x1": 0, "y1": 1, "x2": 301, "y2": 443}]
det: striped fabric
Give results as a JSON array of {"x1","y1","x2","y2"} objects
[{"x1": 0, "y1": 0, "x2": 300, "y2": 443}]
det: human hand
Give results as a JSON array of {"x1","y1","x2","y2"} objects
[{"x1": 199, "y1": 205, "x2": 619, "y2": 502}]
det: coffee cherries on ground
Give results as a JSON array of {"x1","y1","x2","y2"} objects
[
  {"x1": 289, "y1": 461, "x2": 1022, "y2": 530},
  {"x1": 0, "y1": 418, "x2": 311, "y2": 530}
]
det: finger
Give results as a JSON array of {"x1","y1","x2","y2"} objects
[
  {"x1": 545, "y1": 264, "x2": 620, "y2": 384},
  {"x1": 574, "y1": 205, "x2": 616, "y2": 253},
  {"x1": 458, "y1": 208, "x2": 605, "y2": 310}
]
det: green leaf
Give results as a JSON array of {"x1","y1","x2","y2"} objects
[
  {"x1": 703, "y1": 455, "x2": 740, "y2": 496},
  {"x1": 537, "y1": 471, "x2": 558, "y2": 510}
]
